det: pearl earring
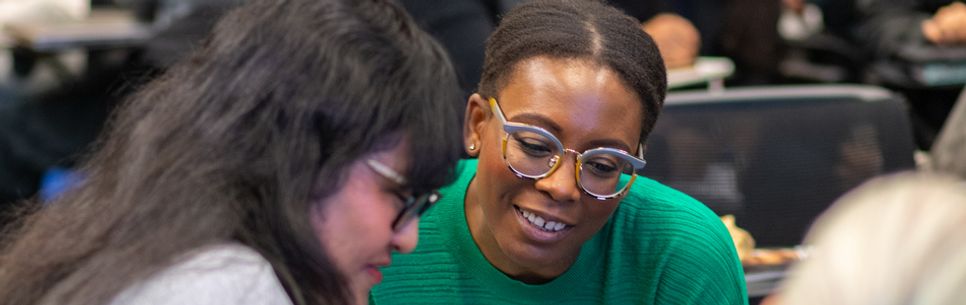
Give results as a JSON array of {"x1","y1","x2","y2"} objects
[{"x1": 468, "y1": 144, "x2": 477, "y2": 151}]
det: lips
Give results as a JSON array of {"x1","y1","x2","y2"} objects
[
  {"x1": 366, "y1": 265, "x2": 384, "y2": 284},
  {"x1": 365, "y1": 259, "x2": 390, "y2": 285}
]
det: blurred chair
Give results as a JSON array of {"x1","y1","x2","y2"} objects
[
  {"x1": 643, "y1": 85, "x2": 917, "y2": 247},
  {"x1": 779, "y1": 32, "x2": 868, "y2": 84}
]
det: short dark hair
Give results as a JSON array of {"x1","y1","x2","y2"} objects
[
  {"x1": 478, "y1": 0, "x2": 666, "y2": 142},
  {"x1": 0, "y1": 0, "x2": 462, "y2": 304}
]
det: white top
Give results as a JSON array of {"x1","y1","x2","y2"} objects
[{"x1": 111, "y1": 243, "x2": 293, "y2": 305}]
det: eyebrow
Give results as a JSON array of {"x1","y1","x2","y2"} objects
[
  {"x1": 507, "y1": 113, "x2": 563, "y2": 135},
  {"x1": 506, "y1": 113, "x2": 633, "y2": 152}
]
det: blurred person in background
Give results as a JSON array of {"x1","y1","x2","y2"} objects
[
  {"x1": 929, "y1": 87, "x2": 966, "y2": 179},
  {"x1": 609, "y1": 0, "x2": 703, "y2": 69},
  {"x1": 0, "y1": 0, "x2": 462, "y2": 304},
  {"x1": 611, "y1": 0, "x2": 783, "y2": 84},
  {"x1": 0, "y1": 0, "x2": 248, "y2": 219},
  {"x1": 769, "y1": 172, "x2": 966, "y2": 305},
  {"x1": 856, "y1": 0, "x2": 966, "y2": 149},
  {"x1": 857, "y1": 0, "x2": 966, "y2": 55}
]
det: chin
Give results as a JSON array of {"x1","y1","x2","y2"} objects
[
  {"x1": 502, "y1": 239, "x2": 576, "y2": 277},
  {"x1": 347, "y1": 276, "x2": 372, "y2": 305},
  {"x1": 352, "y1": 288, "x2": 369, "y2": 305}
]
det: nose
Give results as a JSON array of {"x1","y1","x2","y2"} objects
[
  {"x1": 391, "y1": 218, "x2": 420, "y2": 253},
  {"x1": 534, "y1": 156, "x2": 582, "y2": 203}
]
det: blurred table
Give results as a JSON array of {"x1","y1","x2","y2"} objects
[
  {"x1": 745, "y1": 264, "x2": 787, "y2": 298},
  {"x1": 872, "y1": 44, "x2": 966, "y2": 88},
  {"x1": 3, "y1": 8, "x2": 150, "y2": 52},
  {"x1": 668, "y1": 56, "x2": 735, "y2": 91},
  {"x1": 2, "y1": 8, "x2": 148, "y2": 87}
]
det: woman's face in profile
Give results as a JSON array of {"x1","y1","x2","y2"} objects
[
  {"x1": 466, "y1": 56, "x2": 644, "y2": 281},
  {"x1": 310, "y1": 141, "x2": 419, "y2": 305}
]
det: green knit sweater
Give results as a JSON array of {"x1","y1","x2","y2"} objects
[{"x1": 370, "y1": 159, "x2": 747, "y2": 305}]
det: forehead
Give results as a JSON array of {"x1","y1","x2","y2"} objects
[{"x1": 496, "y1": 56, "x2": 643, "y2": 150}]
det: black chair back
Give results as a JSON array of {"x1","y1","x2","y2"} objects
[{"x1": 644, "y1": 85, "x2": 917, "y2": 247}]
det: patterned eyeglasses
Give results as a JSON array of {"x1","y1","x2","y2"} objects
[{"x1": 489, "y1": 97, "x2": 646, "y2": 200}]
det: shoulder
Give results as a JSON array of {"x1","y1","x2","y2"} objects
[
  {"x1": 617, "y1": 176, "x2": 724, "y2": 231},
  {"x1": 111, "y1": 243, "x2": 293, "y2": 305},
  {"x1": 614, "y1": 176, "x2": 734, "y2": 253},
  {"x1": 613, "y1": 177, "x2": 748, "y2": 304}
]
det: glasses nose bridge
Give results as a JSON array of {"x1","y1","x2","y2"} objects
[
  {"x1": 545, "y1": 148, "x2": 582, "y2": 177},
  {"x1": 562, "y1": 148, "x2": 583, "y2": 167}
]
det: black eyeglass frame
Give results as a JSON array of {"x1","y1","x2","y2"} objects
[{"x1": 365, "y1": 159, "x2": 441, "y2": 231}]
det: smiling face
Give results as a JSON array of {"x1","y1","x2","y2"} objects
[
  {"x1": 464, "y1": 56, "x2": 644, "y2": 283},
  {"x1": 310, "y1": 140, "x2": 420, "y2": 305}
]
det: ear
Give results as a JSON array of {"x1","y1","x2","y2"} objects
[{"x1": 464, "y1": 93, "x2": 491, "y2": 157}]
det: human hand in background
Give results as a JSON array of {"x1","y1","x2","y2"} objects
[
  {"x1": 922, "y1": 2, "x2": 966, "y2": 45},
  {"x1": 642, "y1": 13, "x2": 700, "y2": 69},
  {"x1": 782, "y1": 0, "x2": 805, "y2": 14}
]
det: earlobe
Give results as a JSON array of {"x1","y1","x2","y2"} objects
[{"x1": 464, "y1": 93, "x2": 490, "y2": 157}]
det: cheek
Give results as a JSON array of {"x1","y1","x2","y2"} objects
[
  {"x1": 479, "y1": 125, "x2": 510, "y2": 175},
  {"x1": 310, "y1": 203, "x2": 351, "y2": 267},
  {"x1": 346, "y1": 195, "x2": 398, "y2": 240},
  {"x1": 579, "y1": 200, "x2": 620, "y2": 231},
  {"x1": 477, "y1": 146, "x2": 528, "y2": 206},
  {"x1": 478, "y1": 140, "x2": 507, "y2": 187},
  {"x1": 311, "y1": 194, "x2": 396, "y2": 262}
]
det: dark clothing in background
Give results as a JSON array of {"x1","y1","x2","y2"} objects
[
  {"x1": 855, "y1": 0, "x2": 954, "y2": 59},
  {"x1": 123, "y1": 0, "x2": 248, "y2": 67},
  {"x1": 813, "y1": 0, "x2": 859, "y2": 39},
  {"x1": 397, "y1": 0, "x2": 500, "y2": 145},
  {"x1": 853, "y1": 0, "x2": 964, "y2": 149},
  {"x1": 0, "y1": 63, "x2": 151, "y2": 221},
  {"x1": 610, "y1": 0, "x2": 724, "y2": 56},
  {"x1": 670, "y1": 0, "x2": 726, "y2": 56},
  {"x1": 611, "y1": 0, "x2": 781, "y2": 85},
  {"x1": 398, "y1": 0, "x2": 498, "y2": 97},
  {"x1": 608, "y1": 0, "x2": 671, "y2": 21},
  {"x1": 719, "y1": 0, "x2": 782, "y2": 85}
]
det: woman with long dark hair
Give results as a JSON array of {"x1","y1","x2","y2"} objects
[{"x1": 0, "y1": 0, "x2": 462, "y2": 304}]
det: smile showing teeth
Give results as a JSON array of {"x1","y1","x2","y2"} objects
[{"x1": 518, "y1": 207, "x2": 568, "y2": 232}]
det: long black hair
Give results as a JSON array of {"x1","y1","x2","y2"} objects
[
  {"x1": 0, "y1": 0, "x2": 462, "y2": 304},
  {"x1": 478, "y1": 0, "x2": 667, "y2": 143}
]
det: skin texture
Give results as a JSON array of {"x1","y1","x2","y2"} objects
[
  {"x1": 922, "y1": 2, "x2": 966, "y2": 45},
  {"x1": 463, "y1": 56, "x2": 644, "y2": 284},
  {"x1": 312, "y1": 140, "x2": 420, "y2": 305}
]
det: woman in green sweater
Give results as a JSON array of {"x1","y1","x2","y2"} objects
[{"x1": 371, "y1": 0, "x2": 747, "y2": 304}]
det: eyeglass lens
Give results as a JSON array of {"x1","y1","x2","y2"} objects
[
  {"x1": 391, "y1": 192, "x2": 439, "y2": 231},
  {"x1": 505, "y1": 131, "x2": 635, "y2": 197}
]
